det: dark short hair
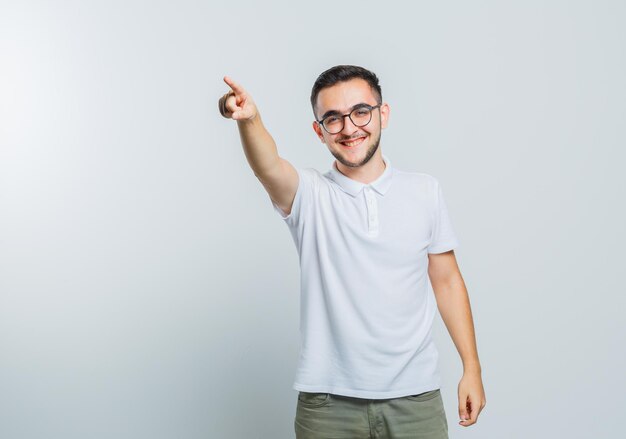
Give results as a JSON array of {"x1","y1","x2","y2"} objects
[{"x1": 310, "y1": 65, "x2": 382, "y2": 117}]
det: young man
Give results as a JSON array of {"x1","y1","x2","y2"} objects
[{"x1": 219, "y1": 65, "x2": 485, "y2": 439}]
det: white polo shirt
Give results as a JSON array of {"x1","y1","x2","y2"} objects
[{"x1": 271, "y1": 154, "x2": 460, "y2": 399}]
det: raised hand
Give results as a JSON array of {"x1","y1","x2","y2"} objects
[{"x1": 218, "y1": 76, "x2": 258, "y2": 121}]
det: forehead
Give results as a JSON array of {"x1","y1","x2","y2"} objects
[{"x1": 315, "y1": 78, "x2": 378, "y2": 115}]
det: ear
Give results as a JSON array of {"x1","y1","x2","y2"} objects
[
  {"x1": 380, "y1": 103, "x2": 390, "y2": 129},
  {"x1": 312, "y1": 121, "x2": 325, "y2": 143}
]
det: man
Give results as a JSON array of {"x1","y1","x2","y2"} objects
[{"x1": 219, "y1": 65, "x2": 485, "y2": 439}]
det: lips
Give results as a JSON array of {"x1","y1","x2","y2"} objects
[{"x1": 339, "y1": 136, "x2": 367, "y2": 148}]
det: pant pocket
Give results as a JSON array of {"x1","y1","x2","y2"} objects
[
  {"x1": 406, "y1": 388, "x2": 440, "y2": 402},
  {"x1": 297, "y1": 391, "x2": 331, "y2": 408}
]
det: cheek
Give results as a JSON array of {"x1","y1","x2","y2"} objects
[{"x1": 362, "y1": 126, "x2": 377, "y2": 137}]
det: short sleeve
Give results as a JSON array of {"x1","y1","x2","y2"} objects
[
  {"x1": 427, "y1": 178, "x2": 460, "y2": 254},
  {"x1": 270, "y1": 167, "x2": 315, "y2": 227}
]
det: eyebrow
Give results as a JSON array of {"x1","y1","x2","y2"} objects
[{"x1": 318, "y1": 102, "x2": 371, "y2": 121}]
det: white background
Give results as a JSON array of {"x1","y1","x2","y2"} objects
[{"x1": 1, "y1": 1, "x2": 625, "y2": 438}]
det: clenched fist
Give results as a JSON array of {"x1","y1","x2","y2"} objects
[{"x1": 218, "y1": 76, "x2": 258, "y2": 121}]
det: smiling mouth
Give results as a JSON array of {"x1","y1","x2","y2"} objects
[{"x1": 339, "y1": 136, "x2": 367, "y2": 148}]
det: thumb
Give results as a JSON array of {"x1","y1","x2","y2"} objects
[
  {"x1": 459, "y1": 395, "x2": 470, "y2": 424},
  {"x1": 231, "y1": 110, "x2": 253, "y2": 121}
]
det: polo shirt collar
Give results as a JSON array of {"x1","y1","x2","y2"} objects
[{"x1": 328, "y1": 154, "x2": 393, "y2": 197}]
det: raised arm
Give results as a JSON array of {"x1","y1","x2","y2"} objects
[{"x1": 219, "y1": 76, "x2": 299, "y2": 215}]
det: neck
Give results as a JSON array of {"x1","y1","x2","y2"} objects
[{"x1": 335, "y1": 151, "x2": 386, "y2": 184}]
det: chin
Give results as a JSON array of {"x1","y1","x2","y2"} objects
[{"x1": 332, "y1": 136, "x2": 381, "y2": 168}]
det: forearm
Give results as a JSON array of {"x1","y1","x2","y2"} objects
[
  {"x1": 432, "y1": 273, "x2": 481, "y2": 373},
  {"x1": 236, "y1": 113, "x2": 281, "y2": 178}
]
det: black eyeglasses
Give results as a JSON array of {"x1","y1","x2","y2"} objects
[{"x1": 316, "y1": 104, "x2": 381, "y2": 134}]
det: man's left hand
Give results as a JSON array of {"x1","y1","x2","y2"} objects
[{"x1": 457, "y1": 370, "x2": 486, "y2": 427}]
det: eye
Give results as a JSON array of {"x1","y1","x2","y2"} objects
[{"x1": 325, "y1": 116, "x2": 340, "y2": 124}]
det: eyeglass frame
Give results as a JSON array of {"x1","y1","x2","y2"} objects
[{"x1": 315, "y1": 103, "x2": 382, "y2": 134}]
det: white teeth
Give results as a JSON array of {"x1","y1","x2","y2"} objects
[{"x1": 342, "y1": 137, "x2": 365, "y2": 147}]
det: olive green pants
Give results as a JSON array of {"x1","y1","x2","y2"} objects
[{"x1": 295, "y1": 389, "x2": 448, "y2": 439}]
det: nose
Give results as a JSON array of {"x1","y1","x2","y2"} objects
[{"x1": 340, "y1": 114, "x2": 358, "y2": 135}]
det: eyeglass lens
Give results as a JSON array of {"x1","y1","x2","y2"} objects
[{"x1": 323, "y1": 107, "x2": 373, "y2": 134}]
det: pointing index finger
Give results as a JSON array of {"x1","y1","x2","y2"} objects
[{"x1": 223, "y1": 76, "x2": 246, "y2": 95}]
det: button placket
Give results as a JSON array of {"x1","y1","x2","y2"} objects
[{"x1": 364, "y1": 187, "x2": 379, "y2": 235}]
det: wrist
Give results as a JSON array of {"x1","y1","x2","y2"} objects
[
  {"x1": 237, "y1": 110, "x2": 260, "y2": 125},
  {"x1": 462, "y1": 361, "x2": 482, "y2": 375}
]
